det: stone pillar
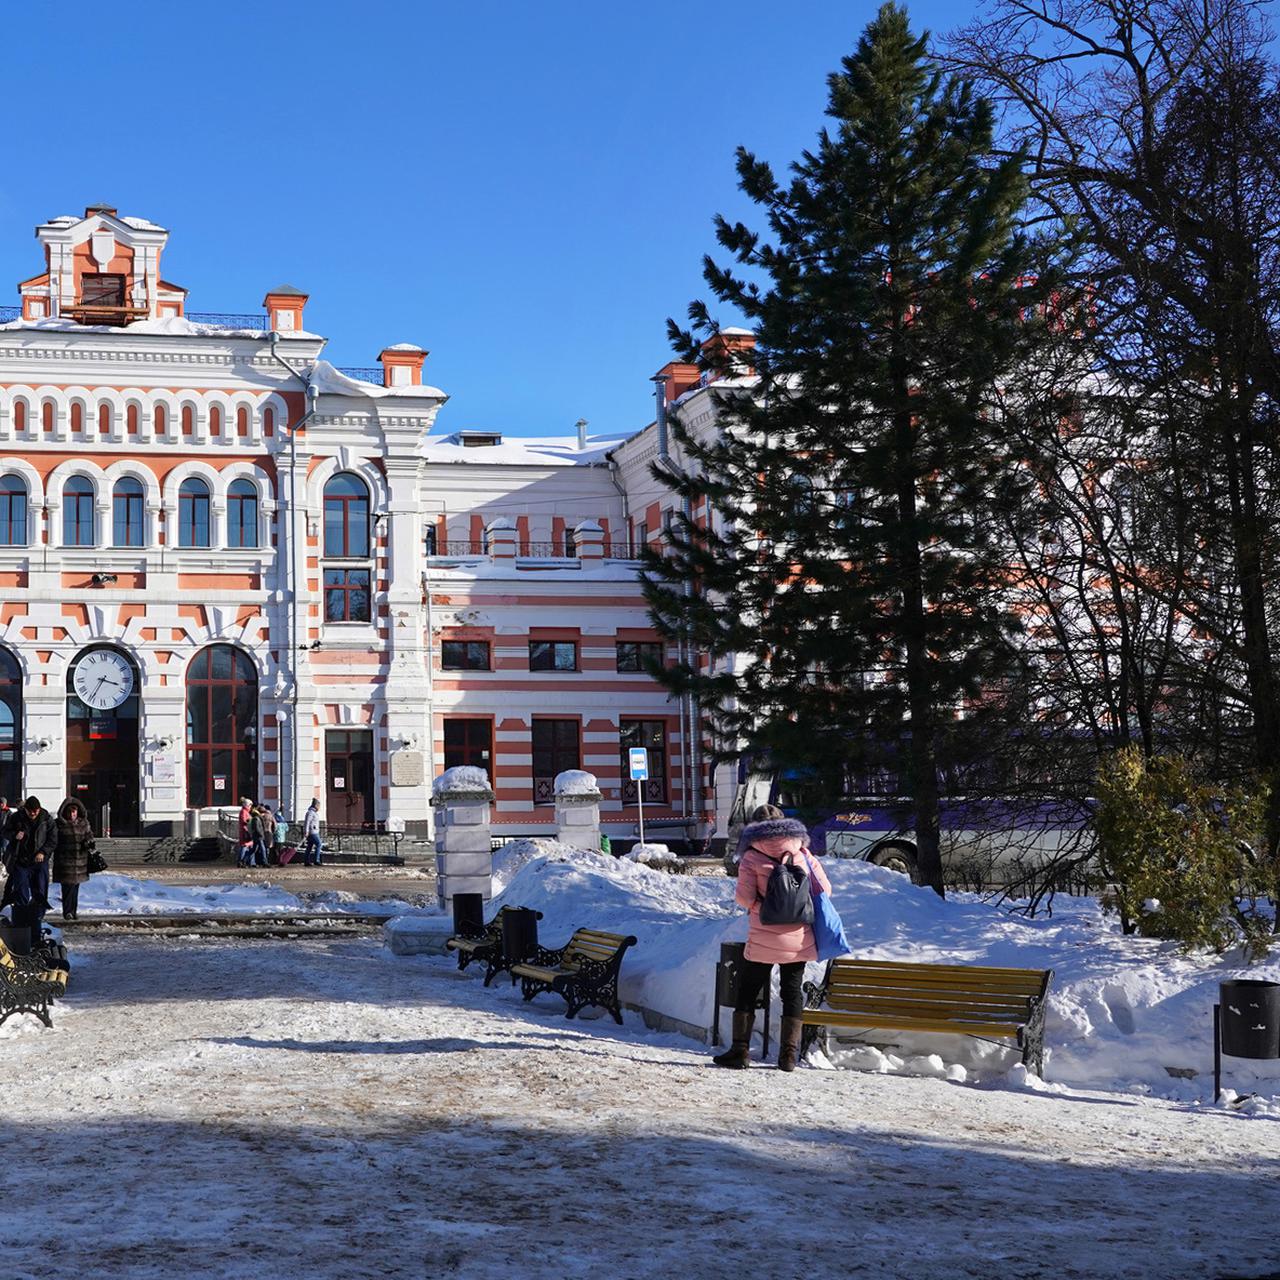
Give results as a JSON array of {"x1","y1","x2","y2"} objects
[
  {"x1": 573, "y1": 519, "x2": 605, "y2": 562},
  {"x1": 554, "y1": 769, "x2": 602, "y2": 850},
  {"x1": 487, "y1": 516, "x2": 517, "y2": 561},
  {"x1": 432, "y1": 767, "x2": 496, "y2": 908}
]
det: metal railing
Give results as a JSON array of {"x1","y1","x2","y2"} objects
[
  {"x1": 518, "y1": 541, "x2": 574, "y2": 558},
  {"x1": 0, "y1": 305, "x2": 19, "y2": 322},
  {"x1": 186, "y1": 311, "x2": 271, "y2": 330},
  {"x1": 337, "y1": 366, "x2": 385, "y2": 385},
  {"x1": 428, "y1": 541, "x2": 488, "y2": 557},
  {"x1": 215, "y1": 811, "x2": 404, "y2": 860}
]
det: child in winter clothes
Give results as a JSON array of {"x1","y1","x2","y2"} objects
[{"x1": 713, "y1": 807, "x2": 830, "y2": 1072}]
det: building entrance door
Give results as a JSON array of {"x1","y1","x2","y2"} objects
[
  {"x1": 66, "y1": 646, "x2": 141, "y2": 837},
  {"x1": 325, "y1": 730, "x2": 374, "y2": 831}
]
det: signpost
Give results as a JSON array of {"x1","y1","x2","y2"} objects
[{"x1": 628, "y1": 747, "x2": 649, "y2": 851}]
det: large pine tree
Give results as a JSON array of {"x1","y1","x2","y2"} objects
[{"x1": 642, "y1": 3, "x2": 1071, "y2": 895}]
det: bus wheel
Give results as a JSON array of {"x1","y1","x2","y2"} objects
[{"x1": 870, "y1": 844, "x2": 917, "y2": 876}]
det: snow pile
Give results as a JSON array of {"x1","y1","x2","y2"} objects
[
  {"x1": 309, "y1": 359, "x2": 445, "y2": 400},
  {"x1": 627, "y1": 843, "x2": 682, "y2": 869},
  {"x1": 432, "y1": 765, "x2": 491, "y2": 797},
  {"x1": 553, "y1": 769, "x2": 599, "y2": 797},
  {"x1": 472, "y1": 852, "x2": 1280, "y2": 1100},
  {"x1": 492, "y1": 838, "x2": 603, "y2": 892}
]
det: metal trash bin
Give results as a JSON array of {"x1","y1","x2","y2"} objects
[
  {"x1": 501, "y1": 907, "x2": 540, "y2": 968},
  {"x1": 1220, "y1": 980, "x2": 1280, "y2": 1060},
  {"x1": 711, "y1": 941, "x2": 770, "y2": 1058},
  {"x1": 184, "y1": 808, "x2": 201, "y2": 839},
  {"x1": 0, "y1": 918, "x2": 32, "y2": 956},
  {"x1": 451, "y1": 892, "x2": 485, "y2": 940}
]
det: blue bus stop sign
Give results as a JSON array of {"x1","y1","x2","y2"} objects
[{"x1": 628, "y1": 748, "x2": 649, "y2": 781}]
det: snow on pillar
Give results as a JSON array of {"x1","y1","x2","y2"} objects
[
  {"x1": 486, "y1": 517, "x2": 517, "y2": 561},
  {"x1": 432, "y1": 766, "x2": 496, "y2": 908},
  {"x1": 573, "y1": 520, "x2": 605, "y2": 561},
  {"x1": 554, "y1": 769, "x2": 602, "y2": 850}
]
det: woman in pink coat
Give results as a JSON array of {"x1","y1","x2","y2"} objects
[{"x1": 713, "y1": 808, "x2": 830, "y2": 1072}]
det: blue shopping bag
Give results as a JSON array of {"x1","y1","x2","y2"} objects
[{"x1": 810, "y1": 878, "x2": 850, "y2": 961}]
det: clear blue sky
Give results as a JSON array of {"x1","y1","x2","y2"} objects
[{"x1": 0, "y1": 1, "x2": 982, "y2": 438}]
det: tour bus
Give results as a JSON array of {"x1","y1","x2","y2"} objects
[{"x1": 723, "y1": 762, "x2": 1093, "y2": 885}]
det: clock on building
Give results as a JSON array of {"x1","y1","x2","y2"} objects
[{"x1": 72, "y1": 649, "x2": 135, "y2": 711}]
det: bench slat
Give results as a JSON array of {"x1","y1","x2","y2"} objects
[
  {"x1": 839, "y1": 959, "x2": 1046, "y2": 977},
  {"x1": 825, "y1": 992, "x2": 1033, "y2": 1015},
  {"x1": 802, "y1": 1010, "x2": 1023, "y2": 1038},
  {"x1": 819, "y1": 999, "x2": 1028, "y2": 1022},
  {"x1": 826, "y1": 972, "x2": 1045, "y2": 996}
]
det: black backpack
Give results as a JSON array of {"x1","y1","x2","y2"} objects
[{"x1": 755, "y1": 849, "x2": 815, "y2": 926}]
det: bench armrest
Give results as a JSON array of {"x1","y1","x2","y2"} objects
[{"x1": 529, "y1": 943, "x2": 568, "y2": 968}]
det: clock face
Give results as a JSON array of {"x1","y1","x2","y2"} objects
[{"x1": 72, "y1": 650, "x2": 135, "y2": 711}]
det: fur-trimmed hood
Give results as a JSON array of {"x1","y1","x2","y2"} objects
[{"x1": 738, "y1": 817, "x2": 809, "y2": 846}]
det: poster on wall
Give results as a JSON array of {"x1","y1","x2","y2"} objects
[{"x1": 152, "y1": 757, "x2": 177, "y2": 784}]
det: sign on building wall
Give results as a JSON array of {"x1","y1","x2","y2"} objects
[{"x1": 390, "y1": 750, "x2": 425, "y2": 788}]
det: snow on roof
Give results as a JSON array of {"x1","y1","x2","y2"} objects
[
  {"x1": 0, "y1": 315, "x2": 322, "y2": 340},
  {"x1": 423, "y1": 559, "x2": 643, "y2": 582},
  {"x1": 718, "y1": 326, "x2": 754, "y2": 337},
  {"x1": 120, "y1": 215, "x2": 166, "y2": 231},
  {"x1": 308, "y1": 359, "x2": 445, "y2": 400},
  {"x1": 419, "y1": 431, "x2": 615, "y2": 467},
  {"x1": 385, "y1": 342, "x2": 424, "y2": 352}
]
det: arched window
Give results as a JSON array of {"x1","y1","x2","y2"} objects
[
  {"x1": 323, "y1": 473, "x2": 370, "y2": 558},
  {"x1": 0, "y1": 475, "x2": 28, "y2": 546},
  {"x1": 63, "y1": 476, "x2": 96, "y2": 546},
  {"x1": 0, "y1": 647, "x2": 20, "y2": 804},
  {"x1": 178, "y1": 477, "x2": 211, "y2": 548},
  {"x1": 113, "y1": 477, "x2": 145, "y2": 547},
  {"x1": 186, "y1": 645, "x2": 258, "y2": 809},
  {"x1": 227, "y1": 479, "x2": 259, "y2": 549}
]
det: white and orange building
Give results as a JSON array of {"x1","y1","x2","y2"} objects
[{"x1": 0, "y1": 206, "x2": 740, "y2": 844}]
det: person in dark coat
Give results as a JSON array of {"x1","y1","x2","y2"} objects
[
  {"x1": 53, "y1": 798, "x2": 95, "y2": 921},
  {"x1": 2, "y1": 796, "x2": 58, "y2": 949}
]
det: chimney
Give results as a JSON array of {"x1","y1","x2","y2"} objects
[
  {"x1": 378, "y1": 344, "x2": 428, "y2": 388},
  {"x1": 575, "y1": 418, "x2": 588, "y2": 450},
  {"x1": 263, "y1": 284, "x2": 308, "y2": 333},
  {"x1": 699, "y1": 327, "x2": 756, "y2": 379},
  {"x1": 653, "y1": 360, "x2": 701, "y2": 405}
]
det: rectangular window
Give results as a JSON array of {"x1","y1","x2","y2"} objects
[
  {"x1": 179, "y1": 494, "x2": 210, "y2": 548},
  {"x1": 227, "y1": 494, "x2": 258, "y2": 548},
  {"x1": 529, "y1": 640, "x2": 577, "y2": 672},
  {"x1": 323, "y1": 568, "x2": 371, "y2": 622},
  {"x1": 81, "y1": 274, "x2": 125, "y2": 307},
  {"x1": 113, "y1": 492, "x2": 145, "y2": 547},
  {"x1": 0, "y1": 489, "x2": 26, "y2": 546},
  {"x1": 443, "y1": 719, "x2": 492, "y2": 771},
  {"x1": 620, "y1": 719, "x2": 667, "y2": 803},
  {"x1": 441, "y1": 640, "x2": 490, "y2": 671},
  {"x1": 532, "y1": 719, "x2": 580, "y2": 805},
  {"x1": 616, "y1": 642, "x2": 663, "y2": 673}
]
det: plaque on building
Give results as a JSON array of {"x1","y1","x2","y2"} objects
[{"x1": 390, "y1": 750, "x2": 425, "y2": 788}]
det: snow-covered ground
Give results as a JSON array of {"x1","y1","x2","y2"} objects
[
  {"x1": 2, "y1": 934, "x2": 1277, "y2": 1279},
  {"x1": 3, "y1": 857, "x2": 1278, "y2": 1277}
]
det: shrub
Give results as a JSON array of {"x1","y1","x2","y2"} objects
[{"x1": 1094, "y1": 747, "x2": 1274, "y2": 957}]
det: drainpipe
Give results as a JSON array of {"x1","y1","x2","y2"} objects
[
  {"x1": 650, "y1": 375, "x2": 701, "y2": 830},
  {"x1": 266, "y1": 332, "x2": 320, "y2": 818}
]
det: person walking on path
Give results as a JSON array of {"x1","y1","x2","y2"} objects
[
  {"x1": 302, "y1": 798, "x2": 322, "y2": 866},
  {"x1": 272, "y1": 807, "x2": 289, "y2": 865},
  {"x1": 248, "y1": 805, "x2": 271, "y2": 868},
  {"x1": 713, "y1": 806, "x2": 830, "y2": 1072},
  {"x1": 1, "y1": 796, "x2": 58, "y2": 950},
  {"x1": 53, "y1": 798, "x2": 95, "y2": 920}
]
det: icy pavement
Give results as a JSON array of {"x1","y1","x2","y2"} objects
[{"x1": 1, "y1": 936, "x2": 1276, "y2": 1280}]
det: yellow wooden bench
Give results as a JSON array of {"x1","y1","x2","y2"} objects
[
  {"x1": 510, "y1": 927, "x2": 637, "y2": 1024},
  {"x1": 800, "y1": 958, "x2": 1053, "y2": 1075},
  {"x1": 444, "y1": 906, "x2": 543, "y2": 987},
  {"x1": 0, "y1": 938, "x2": 70, "y2": 1029}
]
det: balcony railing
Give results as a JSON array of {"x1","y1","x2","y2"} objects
[
  {"x1": 518, "y1": 541, "x2": 574, "y2": 558},
  {"x1": 337, "y1": 366, "x2": 385, "y2": 385},
  {"x1": 0, "y1": 306, "x2": 19, "y2": 322},
  {"x1": 426, "y1": 539, "x2": 643, "y2": 561},
  {"x1": 186, "y1": 311, "x2": 271, "y2": 330},
  {"x1": 429, "y1": 541, "x2": 488, "y2": 558}
]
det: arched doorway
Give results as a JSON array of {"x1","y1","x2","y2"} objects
[
  {"x1": 185, "y1": 645, "x2": 258, "y2": 809},
  {"x1": 0, "y1": 647, "x2": 22, "y2": 803},
  {"x1": 67, "y1": 645, "x2": 141, "y2": 836}
]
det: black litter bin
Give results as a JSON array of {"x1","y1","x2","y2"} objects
[
  {"x1": 1220, "y1": 980, "x2": 1280, "y2": 1060},
  {"x1": 711, "y1": 941, "x2": 770, "y2": 1057},
  {"x1": 0, "y1": 918, "x2": 31, "y2": 956},
  {"x1": 451, "y1": 892, "x2": 485, "y2": 940},
  {"x1": 501, "y1": 907, "x2": 540, "y2": 967}
]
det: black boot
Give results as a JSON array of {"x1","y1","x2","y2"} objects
[
  {"x1": 713, "y1": 1010, "x2": 755, "y2": 1068},
  {"x1": 777, "y1": 1016, "x2": 805, "y2": 1072}
]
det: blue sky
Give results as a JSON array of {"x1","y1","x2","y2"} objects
[{"x1": 1, "y1": 1, "x2": 983, "y2": 438}]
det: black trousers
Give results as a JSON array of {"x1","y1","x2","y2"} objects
[
  {"x1": 735, "y1": 958, "x2": 806, "y2": 1018},
  {"x1": 60, "y1": 882, "x2": 80, "y2": 917}
]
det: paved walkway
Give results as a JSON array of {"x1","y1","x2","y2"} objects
[{"x1": 1, "y1": 934, "x2": 1276, "y2": 1279}]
